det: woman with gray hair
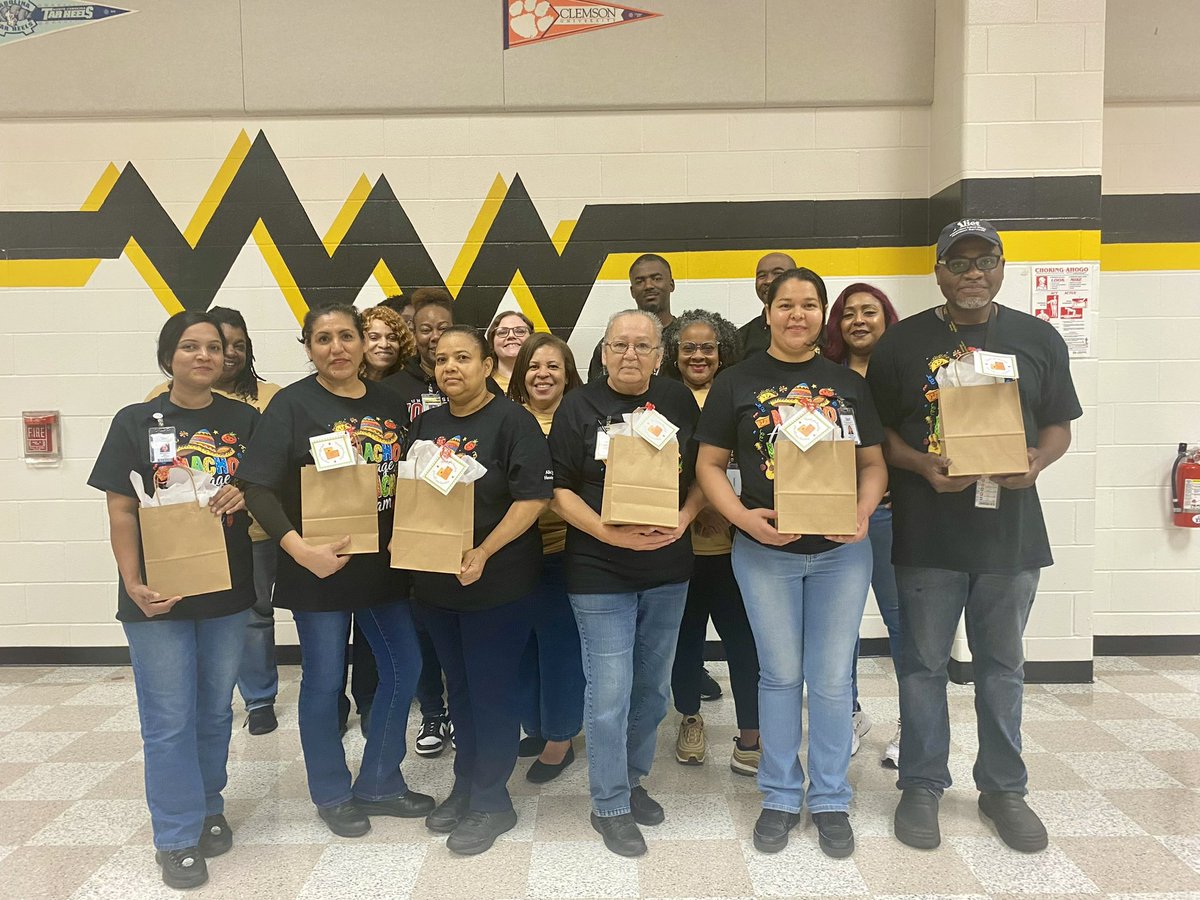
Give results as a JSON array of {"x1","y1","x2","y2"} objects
[{"x1": 547, "y1": 309, "x2": 707, "y2": 857}]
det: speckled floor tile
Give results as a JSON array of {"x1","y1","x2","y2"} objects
[
  {"x1": 296, "y1": 842, "x2": 427, "y2": 899},
  {"x1": 0, "y1": 682, "x2": 89, "y2": 705},
  {"x1": 17, "y1": 703, "x2": 125, "y2": 733},
  {"x1": 32, "y1": 666, "x2": 124, "y2": 685},
  {"x1": 1145, "y1": 752, "x2": 1200, "y2": 788},
  {"x1": 0, "y1": 666, "x2": 57, "y2": 683},
  {"x1": 1052, "y1": 693, "x2": 1159, "y2": 718},
  {"x1": 528, "y1": 840, "x2": 640, "y2": 897},
  {"x1": 853, "y1": 836, "x2": 982, "y2": 895},
  {"x1": 0, "y1": 800, "x2": 74, "y2": 845},
  {"x1": 1054, "y1": 835, "x2": 1200, "y2": 892},
  {"x1": 1093, "y1": 657, "x2": 1148, "y2": 672},
  {"x1": 637, "y1": 839, "x2": 754, "y2": 898},
  {"x1": 0, "y1": 729, "x2": 84, "y2": 762},
  {"x1": 638, "y1": 792, "x2": 736, "y2": 840},
  {"x1": 1097, "y1": 718, "x2": 1200, "y2": 751},
  {"x1": 413, "y1": 838, "x2": 531, "y2": 899},
  {"x1": 1025, "y1": 789, "x2": 1145, "y2": 836},
  {"x1": 1059, "y1": 751, "x2": 1184, "y2": 789},
  {"x1": 949, "y1": 837, "x2": 1098, "y2": 894},
  {"x1": 739, "y1": 835, "x2": 869, "y2": 896},
  {"x1": 1105, "y1": 788, "x2": 1200, "y2": 835},
  {"x1": 1021, "y1": 720, "x2": 1129, "y2": 752},
  {"x1": 0, "y1": 704, "x2": 53, "y2": 731},
  {"x1": 237, "y1": 799, "x2": 335, "y2": 845},
  {"x1": 60, "y1": 682, "x2": 137, "y2": 707},
  {"x1": 1131, "y1": 694, "x2": 1200, "y2": 720},
  {"x1": 0, "y1": 845, "x2": 119, "y2": 900},
  {"x1": 50, "y1": 730, "x2": 142, "y2": 763},
  {"x1": 28, "y1": 799, "x2": 147, "y2": 846},
  {"x1": 1099, "y1": 673, "x2": 1195, "y2": 694},
  {"x1": 0, "y1": 761, "x2": 120, "y2": 800}
]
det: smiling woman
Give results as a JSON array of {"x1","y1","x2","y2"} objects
[
  {"x1": 361, "y1": 305, "x2": 415, "y2": 381},
  {"x1": 486, "y1": 310, "x2": 535, "y2": 394}
]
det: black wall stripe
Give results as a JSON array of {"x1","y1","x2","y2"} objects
[{"x1": 1102, "y1": 193, "x2": 1200, "y2": 244}]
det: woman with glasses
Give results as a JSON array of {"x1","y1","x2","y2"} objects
[
  {"x1": 485, "y1": 310, "x2": 535, "y2": 394},
  {"x1": 547, "y1": 309, "x2": 706, "y2": 858}
]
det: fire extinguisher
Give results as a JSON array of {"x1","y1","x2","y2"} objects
[{"x1": 1171, "y1": 443, "x2": 1200, "y2": 528}]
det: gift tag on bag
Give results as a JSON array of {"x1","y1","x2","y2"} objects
[
  {"x1": 974, "y1": 351, "x2": 1019, "y2": 380},
  {"x1": 309, "y1": 431, "x2": 357, "y2": 471},
  {"x1": 420, "y1": 450, "x2": 470, "y2": 496},
  {"x1": 975, "y1": 475, "x2": 1000, "y2": 509},
  {"x1": 633, "y1": 408, "x2": 679, "y2": 451},
  {"x1": 779, "y1": 408, "x2": 835, "y2": 452}
]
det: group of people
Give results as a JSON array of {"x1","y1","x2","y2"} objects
[{"x1": 88, "y1": 218, "x2": 1081, "y2": 890}]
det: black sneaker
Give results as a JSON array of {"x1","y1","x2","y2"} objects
[
  {"x1": 317, "y1": 801, "x2": 370, "y2": 838},
  {"x1": 591, "y1": 812, "x2": 646, "y2": 857},
  {"x1": 629, "y1": 786, "x2": 664, "y2": 826},
  {"x1": 812, "y1": 811, "x2": 854, "y2": 858},
  {"x1": 426, "y1": 793, "x2": 471, "y2": 833},
  {"x1": 894, "y1": 787, "x2": 940, "y2": 850},
  {"x1": 155, "y1": 847, "x2": 208, "y2": 890},
  {"x1": 414, "y1": 716, "x2": 448, "y2": 757},
  {"x1": 752, "y1": 809, "x2": 801, "y2": 853},
  {"x1": 355, "y1": 791, "x2": 436, "y2": 819},
  {"x1": 246, "y1": 705, "x2": 278, "y2": 736},
  {"x1": 446, "y1": 808, "x2": 518, "y2": 855},
  {"x1": 198, "y1": 813, "x2": 232, "y2": 858},
  {"x1": 699, "y1": 667, "x2": 723, "y2": 701},
  {"x1": 978, "y1": 791, "x2": 1048, "y2": 853}
]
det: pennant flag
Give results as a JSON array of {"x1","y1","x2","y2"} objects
[
  {"x1": 505, "y1": 0, "x2": 659, "y2": 49},
  {"x1": 0, "y1": 1, "x2": 135, "y2": 48}
]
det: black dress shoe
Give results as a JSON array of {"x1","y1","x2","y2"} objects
[
  {"x1": 526, "y1": 745, "x2": 575, "y2": 784},
  {"x1": 446, "y1": 808, "x2": 518, "y2": 855},
  {"x1": 894, "y1": 787, "x2": 940, "y2": 849},
  {"x1": 318, "y1": 801, "x2": 371, "y2": 837},
  {"x1": 699, "y1": 667, "x2": 723, "y2": 701},
  {"x1": 518, "y1": 735, "x2": 548, "y2": 758},
  {"x1": 355, "y1": 791, "x2": 436, "y2": 818},
  {"x1": 978, "y1": 791, "x2": 1048, "y2": 852},
  {"x1": 426, "y1": 793, "x2": 471, "y2": 833},
  {"x1": 752, "y1": 808, "x2": 802, "y2": 853},
  {"x1": 246, "y1": 705, "x2": 278, "y2": 736},
  {"x1": 629, "y1": 785, "x2": 664, "y2": 826},
  {"x1": 812, "y1": 811, "x2": 855, "y2": 858},
  {"x1": 591, "y1": 812, "x2": 646, "y2": 857},
  {"x1": 198, "y1": 813, "x2": 232, "y2": 858},
  {"x1": 156, "y1": 847, "x2": 208, "y2": 890}
]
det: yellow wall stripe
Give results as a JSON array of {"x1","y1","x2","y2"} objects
[
  {"x1": 252, "y1": 221, "x2": 309, "y2": 324},
  {"x1": 372, "y1": 260, "x2": 402, "y2": 299},
  {"x1": 551, "y1": 219, "x2": 577, "y2": 253},
  {"x1": 0, "y1": 259, "x2": 101, "y2": 287},
  {"x1": 183, "y1": 131, "x2": 252, "y2": 248},
  {"x1": 322, "y1": 174, "x2": 373, "y2": 255},
  {"x1": 1099, "y1": 241, "x2": 1200, "y2": 271},
  {"x1": 508, "y1": 269, "x2": 551, "y2": 332},
  {"x1": 124, "y1": 238, "x2": 184, "y2": 314},
  {"x1": 445, "y1": 174, "x2": 508, "y2": 298}
]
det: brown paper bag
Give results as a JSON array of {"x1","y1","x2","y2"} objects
[
  {"x1": 600, "y1": 434, "x2": 680, "y2": 528},
  {"x1": 774, "y1": 439, "x2": 858, "y2": 536},
  {"x1": 138, "y1": 502, "x2": 231, "y2": 598},
  {"x1": 301, "y1": 464, "x2": 379, "y2": 554},
  {"x1": 939, "y1": 381, "x2": 1030, "y2": 476},
  {"x1": 391, "y1": 479, "x2": 475, "y2": 574}
]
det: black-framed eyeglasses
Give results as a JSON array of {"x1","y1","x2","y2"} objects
[
  {"x1": 605, "y1": 340, "x2": 659, "y2": 357},
  {"x1": 939, "y1": 255, "x2": 1001, "y2": 275}
]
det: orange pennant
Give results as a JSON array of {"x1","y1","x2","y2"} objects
[{"x1": 505, "y1": 0, "x2": 660, "y2": 48}]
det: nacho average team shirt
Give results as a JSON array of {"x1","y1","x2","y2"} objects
[
  {"x1": 88, "y1": 393, "x2": 259, "y2": 622},
  {"x1": 238, "y1": 374, "x2": 409, "y2": 612},
  {"x1": 695, "y1": 351, "x2": 884, "y2": 556}
]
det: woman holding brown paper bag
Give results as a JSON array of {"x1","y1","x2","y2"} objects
[
  {"x1": 694, "y1": 269, "x2": 888, "y2": 860},
  {"x1": 239, "y1": 304, "x2": 434, "y2": 840},
  {"x1": 89, "y1": 311, "x2": 258, "y2": 890},
  {"x1": 403, "y1": 325, "x2": 554, "y2": 855}
]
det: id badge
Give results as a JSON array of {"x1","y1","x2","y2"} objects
[
  {"x1": 148, "y1": 426, "x2": 177, "y2": 464},
  {"x1": 421, "y1": 392, "x2": 444, "y2": 412},
  {"x1": 839, "y1": 413, "x2": 861, "y2": 445},
  {"x1": 594, "y1": 428, "x2": 611, "y2": 461},
  {"x1": 974, "y1": 476, "x2": 1000, "y2": 510}
]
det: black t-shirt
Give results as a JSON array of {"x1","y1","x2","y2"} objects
[
  {"x1": 867, "y1": 304, "x2": 1083, "y2": 574},
  {"x1": 696, "y1": 352, "x2": 884, "y2": 555},
  {"x1": 406, "y1": 395, "x2": 554, "y2": 611},
  {"x1": 549, "y1": 376, "x2": 700, "y2": 594},
  {"x1": 237, "y1": 375, "x2": 409, "y2": 612},
  {"x1": 737, "y1": 313, "x2": 771, "y2": 361},
  {"x1": 87, "y1": 394, "x2": 258, "y2": 622}
]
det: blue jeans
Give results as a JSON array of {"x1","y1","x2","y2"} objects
[
  {"x1": 732, "y1": 534, "x2": 871, "y2": 815},
  {"x1": 570, "y1": 580, "x2": 688, "y2": 817},
  {"x1": 123, "y1": 609, "x2": 249, "y2": 850},
  {"x1": 852, "y1": 505, "x2": 902, "y2": 706},
  {"x1": 292, "y1": 601, "x2": 421, "y2": 807},
  {"x1": 894, "y1": 565, "x2": 1039, "y2": 796},
  {"x1": 237, "y1": 540, "x2": 279, "y2": 711},
  {"x1": 520, "y1": 553, "x2": 585, "y2": 742}
]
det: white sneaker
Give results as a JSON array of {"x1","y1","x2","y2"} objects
[
  {"x1": 851, "y1": 707, "x2": 872, "y2": 757},
  {"x1": 883, "y1": 718, "x2": 901, "y2": 769}
]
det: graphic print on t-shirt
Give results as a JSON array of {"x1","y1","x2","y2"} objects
[
  {"x1": 324, "y1": 415, "x2": 401, "y2": 511},
  {"x1": 158, "y1": 428, "x2": 245, "y2": 490},
  {"x1": 749, "y1": 382, "x2": 855, "y2": 480}
]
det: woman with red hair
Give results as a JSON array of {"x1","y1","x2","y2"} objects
[{"x1": 825, "y1": 283, "x2": 903, "y2": 769}]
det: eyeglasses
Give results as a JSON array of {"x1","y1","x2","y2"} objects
[
  {"x1": 494, "y1": 326, "x2": 531, "y2": 338},
  {"x1": 939, "y1": 255, "x2": 1001, "y2": 275},
  {"x1": 680, "y1": 342, "x2": 718, "y2": 355},
  {"x1": 605, "y1": 340, "x2": 659, "y2": 357}
]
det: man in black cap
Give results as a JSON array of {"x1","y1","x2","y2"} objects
[{"x1": 867, "y1": 219, "x2": 1082, "y2": 854}]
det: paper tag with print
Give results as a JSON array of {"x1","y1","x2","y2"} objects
[
  {"x1": 148, "y1": 426, "x2": 177, "y2": 464},
  {"x1": 779, "y1": 408, "x2": 835, "y2": 452},
  {"x1": 838, "y1": 413, "x2": 861, "y2": 445},
  {"x1": 973, "y1": 351, "x2": 1019, "y2": 380},
  {"x1": 420, "y1": 449, "x2": 469, "y2": 496},
  {"x1": 309, "y1": 431, "x2": 357, "y2": 471},
  {"x1": 632, "y1": 408, "x2": 678, "y2": 451},
  {"x1": 974, "y1": 475, "x2": 1000, "y2": 509}
]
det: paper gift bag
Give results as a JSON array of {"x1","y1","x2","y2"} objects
[
  {"x1": 774, "y1": 438, "x2": 858, "y2": 536},
  {"x1": 939, "y1": 381, "x2": 1030, "y2": 476},
  {"x1": 391, "y1": 479, "x2": 474, "y2": 574},
  {"x1": 301, "y1": 463, "x2": 379, "y2": 554},
  {"x1": 600, "y1": 434, "x2": 680, "y2": 528},
  {"x1": 138, "y1": 501, "x2": 231, "y2": 598}
]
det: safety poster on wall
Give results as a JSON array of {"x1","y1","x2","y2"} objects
[{"x1": 1031, "y1": 263, "x2": 1096, "y2": 358}]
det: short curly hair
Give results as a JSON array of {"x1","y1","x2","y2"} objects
[
  {"x1": 661, "y1": 309, "x2": 741, "y2": 381},
  {"x1": 359, "y1": 305, "x2": 416, "y2": 379}
]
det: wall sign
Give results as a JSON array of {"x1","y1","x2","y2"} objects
[
  {"x1": 0, "y1": 1, "x2": 134, "y2": 48},
  {"x1": 505, "y1": 0, "x2": 658, "y2": 48},
  {"x1": 1031, "y1": 263, "x2": 1096, "y2": 358}
]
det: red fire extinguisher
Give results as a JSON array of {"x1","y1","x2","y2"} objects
[{"x1": 1171, "y1": 443, "x2": 1200, "y2": 528}]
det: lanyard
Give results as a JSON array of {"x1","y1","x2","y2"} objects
[{"x1": 942, "y1": 303, "x2": 997, "y2": 356}]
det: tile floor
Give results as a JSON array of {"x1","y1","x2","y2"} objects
[{"x1": 2, "y1": 657, "x2": 1200, "y2": 898}]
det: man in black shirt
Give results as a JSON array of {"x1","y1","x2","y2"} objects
[
  {"x1": 736, "y1": 252, "x2": 795, "y2": 361},
  {"x1": 868, "y1": 219, "x2": 1082, "y2": 855},
  {"x1": 586, "y1": 254, "x2": 677, "y2": 381}
]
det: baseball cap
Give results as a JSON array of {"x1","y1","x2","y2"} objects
[{"x1": 936, "y1": 219, "x2": 1004, "y2": 260}]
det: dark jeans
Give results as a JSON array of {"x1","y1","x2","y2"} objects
[
  {"x1": 413, "y1": 592, "x2": 538, "y2": 813},
  {"x1": 414, "y1": 618, "x2": 446, "y2": 720},
  {"x1": 670, "y1": 553, "x2": 760, "y2": 729},
  {"x1": 520, "y1": 553, "x2": 585, "y2": 742},
  {"x1": 894, "y1": 565, "x2": 1039, "y2": 796},
  {"x1": 292, "y1": 601, "x2": 421, "y2": 807}
]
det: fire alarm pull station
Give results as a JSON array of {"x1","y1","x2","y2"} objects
[{"x1": 23, "y1": 411, "x2": 62, "y2": 467}]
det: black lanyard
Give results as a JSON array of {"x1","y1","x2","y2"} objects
[{"x1": 942, "y1": 303, "x2": 998, "y2": 355}]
